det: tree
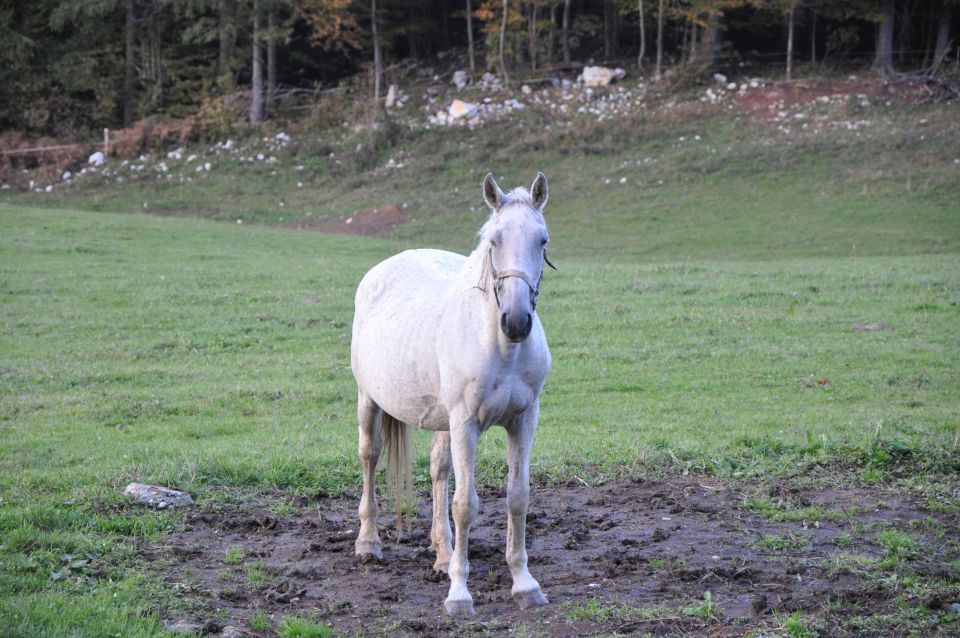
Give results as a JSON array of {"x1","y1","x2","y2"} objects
[
  {"x1": 267, "y1": 5, "x2": 278, "y2": 107},
  {"x1": 638, "y1": 0, "x2": 646, "y2": 69},
  {"x1": 124, "y1": 0, "x2": 137, "y2": 126},
  {"x1": 561, "y1": 0, "x2": 570, "y2": 64},
  {"x1": 371, "y1": 0, "x2": 382, "y2": 105},
  {"x1": 872, "y1": 0, "x2": 894, "y2": 74},
  {"x1": 655, "y1": 0, "x2": 664, "y2": 79},
  {"x1": 218, "y1": 0, "x2": 237, "y2": 89},
  {"x1": 786, "y1": 1, "x2": 796, "y2": 80},
  {"x1": 930, "y1": 1, "x2": 954, "y2": 72},
  {"x1": 466, "y1": 0, "x2": 476, "y2": 73},
  {"x1": 499, "y1": 0, "x2": 510, "y2": 85},
  {"x1": 250, "y1": 0, "x2": 264, "y2": 125}
]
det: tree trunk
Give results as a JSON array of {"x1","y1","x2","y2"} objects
[
  {"x1": 654, "y1": 0, "x2": 663, "y2": 80},
  {"x1": 931, "y1": 4, "x2": 952, "y2": 72},
  {"x1": 698, "y1": 11, "x2": 719, "y2": 68},
  {"x1": 687, "y1": 23, "x2": 697, "y2": 64},
  {"x1": 124, "y1": 0, "x2": 136, "y2": 128},
  {"x1": 872, "y1": 0, "x2": 895, "y2": 74},
  {"x1": 371, "y1": 0, "x2": 382, "y2": 105},
  {"x1": 466, "y1": 0, "x2": 476, "y2": 74},
  {"x1": 638, "y1": 0, "x2": 645, "y2": 70},
  {"x1": 529, "y1": 2, "x2": 538, "y2": 71},
  {"x1": 546, "y1": 2, "x2": 556, "y2": 66},
  {"x1": 499, "y1": 0, "x2": 510, "y2": 86},
  {"x1": 266, "y1": 8, "x2": 277, "y2": 109},
  {"x1": 786, "y1": 4, "x2": 795, "y2": 80},
  {"x1": 218, "y1": 0, "x2": 236, "y2": 89},
  {"x1": 250, "y1": 0, "x2": 264, "y2": 126},
  {"x1": 810, "y1": 8, "x2": 816, "y2": 65},
  {"x1": 603, "y1": 0, "x2": 614, "y2": 59},
  {"x1": 562, "y1": 0, "x2": 571, "y2": 65}
]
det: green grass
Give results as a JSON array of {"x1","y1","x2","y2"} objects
[
  {"x1": 749, "y1": 533, "x2": 810, "y2": 554},
  {"x1": 560, "y1": 596, "x2": 670, "y2": 623},
  {"x1": 277, "y1": 615, "x2": 333, "y2": 638},
  {"x1": 0, "y1": 89, "x2": 958, "y2": 635}
]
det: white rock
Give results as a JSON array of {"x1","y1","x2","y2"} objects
[
  {"x1": 452, "y1": 70, "x2": 469, "y2": 91},
  {"x1": 713, "y1": 73, "x2": 727, "y2": 84},
  {"x1": 203, "y1": 162, "x2": 212, "y2": 171},
  {"x1": 186, "y1": 154, "x2": 196, "y2": 163},
  {"x1": 62, "y1": 170, "x2": 72, "y2": 181},
  {"x1": 123, "y1": 483, "x2": 193, "y2": 508},
  {"x1": 222, "y1": 139, "x2": 236, "y2": 150},
  {"x1": 521, "y1": 84, "x2": 532, "y2": 95},
  {"x1": 88, "y1": 151, "x2": 105, "y2": 166},
  {"x1": 275, "y1": 132, "x2": 291, "y2": 143},
  {"x1": 385, "y1": 84, "x2": 398, "y2": 108},
  {"x1": 448, "y1": 99, "x2": 478, "y2": 119},
  {"x1": 727, "y1": 82, "x2": 737, "y2": 90},
  {"x1": 580, "y1": 66, "x2": 622, "y2": 87},
  {"x1": 44, "y1": 185, "x2": 52, "y2": 192}
]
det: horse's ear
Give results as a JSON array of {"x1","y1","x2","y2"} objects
[
  {"x1": 531, "y1": 172, "x2": 548, "y2": 209},
  {"x1": 482, "y1": 173, "x2": 503, "y2": 210}
]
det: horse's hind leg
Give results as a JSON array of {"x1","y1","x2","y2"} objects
[
  {"x1": 429, "y1": 431, "x2": 453, "y2": 572},
  {"x1": 505, "y1": 403, "x2": 548, "y2": 609},
  {"x1": 355, "y1": 391, "x2": 383, "y2": 560}
]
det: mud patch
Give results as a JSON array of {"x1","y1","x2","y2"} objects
[
  {"x1": 151, "y1": 476, "x2": 960, "y2": 636},
  {"x1": 278, "y1": 204, "x2": 407, "y2": 237},
  {"x1": 735, "y1": 79, "x2": 921, "y2": 122}
]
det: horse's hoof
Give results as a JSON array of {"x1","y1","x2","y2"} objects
[
  {"x1": 354, "y1": 540, "x2": 382, "y2": 561},
  {"x1": 512, "y1": 587, "x2": 548, "y2": 610},
  {"x1": 432, "y1": 558, "x2": 450, "y2": 573},
  {"x1": 444, "y1": 598, "x2": 476, "y2": 618}
]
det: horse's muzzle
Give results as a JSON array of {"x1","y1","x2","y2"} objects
[{"x1": 501, "y1": 311, "x2": 533, "y2": 342}]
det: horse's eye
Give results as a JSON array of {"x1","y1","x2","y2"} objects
[{"x1": 540, "y1": 238, "x2": 548, "y2": 246}]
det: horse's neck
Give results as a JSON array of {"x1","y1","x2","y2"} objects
[
  {"x1": 461, "y1": 240, "x2": 491, "y2": 292},
  {"x1": 460, "y1": 240, "x2": 519, "y2": 360}
]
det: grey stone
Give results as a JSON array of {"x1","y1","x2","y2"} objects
[
  {"x1": 123, "y1": 483, "x2": 193, "y2": 508},
  {"x1": 163, "y1": 620, "x2": 202, "y2": 635}
]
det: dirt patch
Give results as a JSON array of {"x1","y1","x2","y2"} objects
[
  {"x1": 151, "y1": 476, "x2": 959, "y2": 636},
  {"x1": 278, "y1": 204, "x2": 407, "y2": 237},
  {"x1": 735, "y1": 79, "x2": 921, "y2": 121}
]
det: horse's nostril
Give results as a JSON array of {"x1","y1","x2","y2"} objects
[{"x1": 500, "y1": 313, "x2": 508, "y2": 331}]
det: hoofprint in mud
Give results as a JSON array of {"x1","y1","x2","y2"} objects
[{"x1": 350, "y1": 173, "x2": 555, "y2": 617}]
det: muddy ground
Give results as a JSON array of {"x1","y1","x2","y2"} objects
[{"x1": 151, "y1": 476, "x2": 960, "y2": 637}]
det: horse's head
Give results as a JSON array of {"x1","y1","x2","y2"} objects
[{"x1": 480, "y1": 172, "x2": 553, "y2": 343}]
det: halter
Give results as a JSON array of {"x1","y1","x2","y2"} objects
[{"x1": 478, "y1": 245, "x2": 557, "y2": 309}]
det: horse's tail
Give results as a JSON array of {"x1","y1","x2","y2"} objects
[{"x1": 382, "y1": 413, "x2": 414, "y2": 542}]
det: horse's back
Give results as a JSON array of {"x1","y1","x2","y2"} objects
[
  {"x1": 351, "y1": 249, "x2": 464, "y2": 428},
  {"x1": 354, "y1": 249, "x2": 464, "y2": 317}
]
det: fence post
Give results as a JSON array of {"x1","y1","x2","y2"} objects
[{"x1": 104, "y1": 128, "x2": 109, "y2": 156}]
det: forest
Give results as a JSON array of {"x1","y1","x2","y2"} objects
[{"x1": 0, "y1": 0, "x2": 956, "y2": 139}]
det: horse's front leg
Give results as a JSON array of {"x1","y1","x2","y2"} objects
[
  {"x1": 505, "y1": 402, "x2": 548, "y2": 609},
  {"x1": 444, "y1": 408, "x2": 480, "y2": 617},
  {"x1": 429, "y1": 430, "x2": 453, "y2": 572}
]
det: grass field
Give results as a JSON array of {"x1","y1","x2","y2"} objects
[{"x1": 1, "y1": 82, "x2": 959, "y2": 636}]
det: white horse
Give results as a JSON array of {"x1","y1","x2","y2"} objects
[{"x1": 350, "y1": 172, "x2": 555, "y2": 617}]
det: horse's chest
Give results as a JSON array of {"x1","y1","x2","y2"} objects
[{"x1": 477, "y1": 375, "x2": 536, "y2": 424}]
